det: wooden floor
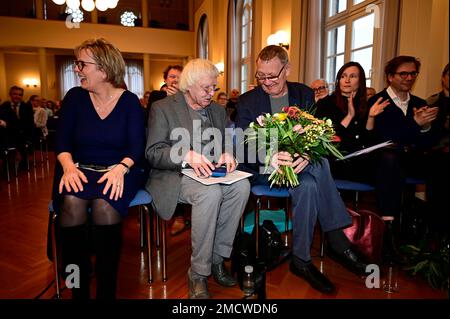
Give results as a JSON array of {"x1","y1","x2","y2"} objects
[{"x1": 0, "y1": 152, "x2": 447, "y2": 300}]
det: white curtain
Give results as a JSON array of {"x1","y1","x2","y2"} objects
[
  {"x1": 59, "y1": 58, "x2": 144, "y2": 98},
  {"x1": 124, "y1": 60, "x2": 144, "y2": 98},
  {"x1": 60, "y1": 58, "x2": 79, "y2": 99}
]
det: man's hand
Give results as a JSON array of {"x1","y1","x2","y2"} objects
[
  {"x1": 184, "y1": 150, "x2": 215, "y2": 177},
  {"x1": 166, "y1": 84, "x2": 179, "y2": 96},
  {"x1": 215, "y1": 152, "x2": 237, "y2": 173},
  {"x1": 414, "y1": 106, "x2": 438, "y2": 128},
  {"x1": 271, "y1": 152, "x2": 309, "y2": 174}
]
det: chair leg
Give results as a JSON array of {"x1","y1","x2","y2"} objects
[
  {"x1": 160, "y1": 218, "x2": 167, "y2": 282},
  {"x1": 144, "y1": 205, "x2": 153, "y2": 284},
  {"x1": 139, "y1": 206, "x2": 145, "y2": 249},
  {"x1": 355, "y1": 191, "x2": 360, "y2": 211},
  {"x1": 51, "y1": 210, "x2": 61, "y2": 299},
  {"x1": 319, "y1": 231, "x2": 325, "y2": 258},
  {"x1": 284, "y1": 197, "x2": 290, "y2": 248},
  {"x1": 4, "y1": 149, "x2": 11, "y2": 183},
  {"x1": 254, "y1": 196, "x2": 261, "y2": 258}
]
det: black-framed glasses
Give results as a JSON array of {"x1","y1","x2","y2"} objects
[
  {"x1": 394, "y1": 71, "x2": 419, "y2": 79},
  {"x1": 255, "y1": 63, "x2": 287, "y2": 82},
  {"x1": 73, "y1": 60, "x2": 98, "y2": 71},
  {"x1": 312, "y1": 85, "x2": 327, "y2": 93},
  {"x1": 199, "y1": 85, "x2": 220, "y2": 95}
]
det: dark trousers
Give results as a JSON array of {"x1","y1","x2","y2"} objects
[
  {"x1": 252, "y1": 159, "x2": 352, "y2": 261},
  {"x1": 375, "y1": 148, "x2": 428, "y2": 218}
]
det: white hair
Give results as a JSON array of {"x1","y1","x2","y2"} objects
[{"x1": 179, "y1": 59, "x2": 219, "y2": 92}]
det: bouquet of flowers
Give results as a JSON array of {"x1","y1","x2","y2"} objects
[{"x1": 246, "y1": 106, "x2": 344, "y2": 187}]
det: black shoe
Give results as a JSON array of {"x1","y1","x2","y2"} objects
[
  {"x1": 330, "y1": 249, "x2": 368, "y2": 277},
  {"x1": 212, "y1": 262, "x2": 237, "y2": 287},
  {"x1": 289, "y1": 261, "x2": 336, "y2": 294},
  {"x1": 188, "y1": 268, "x2": 209, "y2": 299}
]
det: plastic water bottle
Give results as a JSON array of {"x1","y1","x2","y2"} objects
[{"x1": 242, "y1": 265, "x2": 255, "y2": 298}]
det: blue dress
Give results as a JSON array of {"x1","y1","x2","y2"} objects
[{"x1": 54, "y1": 87, "x2": 147, "y2": 217}]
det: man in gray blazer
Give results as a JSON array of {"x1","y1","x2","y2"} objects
[{"x1": 145, "y1": 59, "x2": 250, "y2": 299}]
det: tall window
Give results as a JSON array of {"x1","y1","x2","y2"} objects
[
  {"x1": 124, "y1": 60, "x2": 144, "y2": 98},
  {"x1": 239, "y1": 0, "x2": 253, "y2": 93},
  {"x1": 59, "y1": 58, "x2": 144, "y2": 99},
  {"x1": 197, "y1": 14, "x2": 209, "y2": 59},
  {"x1": 59, "y1": 58, "x2": 78, "y2": 98},
  {"x1": 324, "y1": 0, "x2": 379, "y2": 90}
]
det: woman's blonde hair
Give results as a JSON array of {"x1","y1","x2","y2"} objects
[
  {"x1": 74, "y1": 38, "x2": 126, "y2": 88},
  {"x1": 179, "y1": 59, "x2": 219, "y2": 92}
]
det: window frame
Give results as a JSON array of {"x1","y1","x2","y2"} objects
[{"x1": 323, "y1": 0, "x2": 383, "y2": 91}]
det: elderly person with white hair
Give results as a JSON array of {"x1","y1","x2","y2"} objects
[{"x1": 145, "y1": 58, "x2": 250, "y2": 299}]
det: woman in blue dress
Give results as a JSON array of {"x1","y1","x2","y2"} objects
[{"x1": 54, "y1": 38, "x2": 146, "y2": 299}]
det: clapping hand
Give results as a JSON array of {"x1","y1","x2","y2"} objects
[
  {"x1": 413, "y1": 106, "x2": 438, "y2": 127},
  {"x1": 369, "y1": 97, "x2": 390, "y2": 117}
]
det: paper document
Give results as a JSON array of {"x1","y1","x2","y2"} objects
[
  {"x1": 339, "y1": 140, "x2": 394, "y2": 160},
  {"x1": 181, "y1": 169, "x2": 253, "y2": 185}
]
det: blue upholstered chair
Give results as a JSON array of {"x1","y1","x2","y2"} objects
[
  {"x1": 334, "y1": 179, "x2": 375, "y2": 211},
  {"x1": 49, "y1": 189, "x2": 153, "y2": 299}
]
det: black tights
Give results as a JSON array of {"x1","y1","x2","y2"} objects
[
  {"x1": 59, "y1": 195, "x2": 122, "y2": 299},
  {"x1": 59, "y1": 195, "x2": 122, "y2": 227}
]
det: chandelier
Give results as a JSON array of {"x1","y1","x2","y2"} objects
[{"x1": 52, "y1": 0, "x2": 119, "y2": 12}]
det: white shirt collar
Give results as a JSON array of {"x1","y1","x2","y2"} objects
[{"x1": 387, "y1": 86, "x2": 410, "y2": 116}]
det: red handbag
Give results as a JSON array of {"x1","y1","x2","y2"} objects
[{"x1": 343, "y1": 208, "x2": 385, "y2": 263}]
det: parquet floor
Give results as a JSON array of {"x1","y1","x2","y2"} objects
[{"x1": 0, "y1": 152, "x2": 447, "y2": 300}]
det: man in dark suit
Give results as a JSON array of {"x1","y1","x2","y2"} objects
[
  {"x1": 0, "y1": 86, "x2": 34, "y2": 168},
  {"x1": 235, "y1": 45, "x2": 367, "y2": 295},
  {"x1": 367, "y1": 56, "x2": 438, "y2": 223},
  {"x1": 145, "y1": 59, "x2": 250, "y2": 299}
]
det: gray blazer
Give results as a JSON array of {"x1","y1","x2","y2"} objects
[{"x1": 145, "y1": 91, "x2": 228, "y2": 220}]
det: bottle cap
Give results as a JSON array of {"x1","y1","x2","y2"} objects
[{"x1": 244, "y1": 265, "x2": 253, "y2": 273}]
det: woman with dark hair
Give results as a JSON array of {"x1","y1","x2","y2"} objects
[{"x1": 316, "y1": 61, "x2": 389, "y2": 182}]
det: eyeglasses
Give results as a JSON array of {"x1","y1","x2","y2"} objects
[
  {"x1": 199, "y1": 85, "x2": 220, "y2": 94},
  {"x1": 255, "y1": 64, "x2": 287, "y2": 82},
  {"x1": 312, "y1": 85, "x2": 327, "y2": 93},
  {"x1": 73, "y1": 60, "x2": 98, "y2": 72},
  {"x1": 394, "y1": 71, "x2": 419, "y2": 79}
]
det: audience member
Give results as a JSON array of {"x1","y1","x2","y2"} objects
[
  {"x1": 0, "y1": 85, "x2": 34, "y2": 168},
  {"x1": 147, "y1": 64, "x2": 188, "y2": 236},
  {"x1": 216, "y1": 91, "x2": 228, "y2": 107},
  {"x1": 53, "y1": 38, "x2": 146, "y2": 299},
  {"x1": 366, "y1": 87, "x2": 376, "y2": 100},
  {"x1": 236, "y1": 45, "x2": 367, "y2": 295},
  {"x1": 310, "y1": 78, "x2": 329, "y2": 102},
  {"x1": 315, "y1": 62, "x2": 389, "y2": 182},
  {"x1": 147, "y1": 65, "x2": 183, "y2": 112},
  {"x1": 368, "y1": 56, "x2": 438, "y2": 223},
  {"x1": 425, "y1": 63, "x2": 449, "y2": 235},
  {"x1": 145, "y1": 58, "x2": 250, "y2": 299},
  {"x1": 29, "y1": 95, "x2": 48, "y2": 139}
]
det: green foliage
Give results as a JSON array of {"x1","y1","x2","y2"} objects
[{"x1": 400, "y1": 236, "x2": 449, "y2": 291}]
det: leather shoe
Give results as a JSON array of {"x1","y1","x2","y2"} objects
[
  {"x1": 212, "y1": 262, "x2": 237, "y2": 287},
  {"x1": 289, "y1": 261, "x2": 336, "y2": 294},
  {"x1": 170, "y1": 216, "x2": 187, "y2": 236},
  {"x1": 188, "y1": 268, "x2": 209, "y2": 299},
  {"x1": 331, "y1": 249, "x2": 368, "y2": 277}
]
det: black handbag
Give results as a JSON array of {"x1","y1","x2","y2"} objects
[{"x1": 252, "y1": 219, "x2": 282, "y2": 270}]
